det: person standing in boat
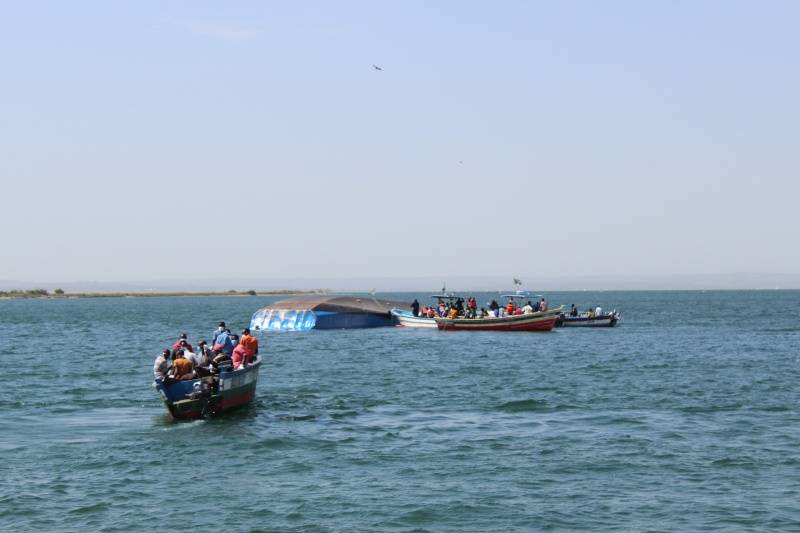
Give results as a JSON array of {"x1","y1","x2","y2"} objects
[
  {"x1": 570, "y1": 304, "x2": 578, "y2": 317},
  {"x1": 411, "y1": 299, "x2": 420, "y2": 317},
  {"x1": 539, "y1": 297, "x2": 548, "y2": 312},
  {"x1": 212, "y1": 321, "x2": 226, "y2": 346},
  {"x1": 212, "y1": 327, "x2": 234, "y2": 356}
]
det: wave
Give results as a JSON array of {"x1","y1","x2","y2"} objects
[{"x1": 496, "y1": 399, "x2": 549, "y2": 413}]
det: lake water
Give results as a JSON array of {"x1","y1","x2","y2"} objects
[{"x1": 1, "y1": 290, "x2": 799, "y2": 531}]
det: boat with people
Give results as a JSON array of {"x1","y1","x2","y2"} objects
[
  {"x1": 391, "y1": 308, "x2": 438, "y2": 328},
  {"x1": 153, "y1": 322, "x2": 262, "y2": 419},
  {"x1": 154, "y1": 357, "x2": 262, "y2": 419},
  {"x1": 435, "y1": 306, "x2": 563, "y2": 332},
  {"x1": 557, "y1": 306, "x2": 621, "y2": 328}
]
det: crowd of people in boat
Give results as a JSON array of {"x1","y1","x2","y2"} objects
[
  {"x1": 410, "y1": 296, "x2": 549, "y2": 319},
  {"x1": 153, "y1": 321, "x2": 258, "y2": 383}
]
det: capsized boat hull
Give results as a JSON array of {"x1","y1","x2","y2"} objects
[
  {"x1": 153, "y1": 358, "x2": 262, "y2": 420},
  {"x1": 391, "y1": 308, "x2": 438, "y2": 328},
  {"x1": 435, "y1": 309, "x2": 561, "y2": 332}
]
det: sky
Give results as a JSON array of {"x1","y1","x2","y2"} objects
[{"x1": 2, "y1": 1, "x2": 799, "y2": 289}]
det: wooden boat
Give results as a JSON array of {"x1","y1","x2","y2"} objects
[
  {"x1": 153, "y1": 357, "x2": 262, "y2": 419},
  {"x1": 435, "y1": 306, "x2": 563, "y2": 332},
  {"x1": 557, "y1": 311, "x2": 621, "y2": 328},
  {"x1": 391, "y1": 308, "x2": 438, "y2": 328}
]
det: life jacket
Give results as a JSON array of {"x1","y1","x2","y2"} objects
[
  {"x1": 240, "y1": 334, "x2": 258, "y2": 356},
  {"x1": 506, "y1": 302, "x2": 515, "y2": 315}
]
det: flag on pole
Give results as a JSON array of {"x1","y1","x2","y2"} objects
[{"x1": 513, "y1": 277, "x2": 522, "y2": 286}]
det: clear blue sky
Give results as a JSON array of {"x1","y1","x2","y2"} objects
[{"x1": 2, "y1": 1, "x2": 798, "y2": 286}]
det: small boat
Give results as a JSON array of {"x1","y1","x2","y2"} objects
[
  {"x1": 391, "y1": 308, "x2": 438, "y2": 328},
  {"x1": 435, "y1": 306, "x2": 563, "y2": 332},
  {"x1": 557, "y1": 310, "x2": 621, "y2": 328},
  {"x1": 153, "y1": 358, "x2": 262, "y2": 419}
]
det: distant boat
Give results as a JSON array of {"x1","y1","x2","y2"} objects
[
  {"x1": 435, "y1": 307, "x2": 563, "y2": 332},
  {"x1": 391, "y1": 308, "x2": 437, "y2": 328},
  {"x1": 153, "y1": 358, "x2": 262, "y2": 419},
  {"x1": 557, "y1": 310, "x2": 621, "y2": 328}
]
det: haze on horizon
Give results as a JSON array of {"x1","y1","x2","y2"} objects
[{"x1": 2, "y1": 1, "x2": 798, "y2": 289}]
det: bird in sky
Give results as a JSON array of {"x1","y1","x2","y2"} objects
[{"x1": 372, "y1": 64, "x2": 382, "y2": 71}]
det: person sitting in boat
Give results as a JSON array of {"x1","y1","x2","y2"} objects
[
  {"x1": 240, "y1": 328, "x2": 258, "y2": 359},
  {"x1": 539, "y1": 298, "x2": 548, "y2": 312},
  {"x1": 153, "y1": 349, "x2": 171, "y2": 380},
  {"x1": 489, "y1": 299, "x2": 499, "y2": 317},
  {"x1": 521, "y1": 301, "x2": 534, "y2": 314},
  {"x1": 447, "y1": 306, "x2": 458, "y2": 319},
  {"x1": 586, "y1": 307, "x2": 595, "y2": 318},
  {"x1": 479, "y1": 307, "x2": 489, "y2": 318},
  {"x1": 170, "y1": 350, "x2": 195, "y2": 381},
  {"x1": 426, "y1": 307, "x2": 436, "y2": 318},
  {"x1": 467, "y1": 297, "x2": 478, "y2": 318},
  {"x1": 171, "y1": 333, "x2": 193, "y2": 353},
  {"x1": 411, "y1": 299, "x2": 420, "y2": 317},
  {"x1": 455, "y1": 297, "x2": 465, "y2": 315},
  {"x1": 570, "y1": 304, "x2": 578, "y2": 317},
  {"x1": 438, "y1": 302, "x2": 447, "y2": 317},
  {"x1": 191, "y1": 340, "x2": 214, "y2": 377},
  {"x1": 505, "y1": 300, "x2": 515, "y2": 316},
  {"x1": 513, "y1": 306, "x2": 524, "y2": 315},
  {"x1": 532, "y1": 299, "x2": 540, "y2": 312},
  {"x1": 229, "y1": 333, "x2": 239, "y2": 350}
]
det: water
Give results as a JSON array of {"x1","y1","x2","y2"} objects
[{"x1": 1, "y1": 291, "x2": 799, "y2": 531}]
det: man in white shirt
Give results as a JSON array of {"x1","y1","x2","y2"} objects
[{"x1": 153, "y1": 349, "x2": 171, "y2": 380}]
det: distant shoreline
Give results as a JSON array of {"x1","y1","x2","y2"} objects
[{"x1": 0, "y1": 290, "x2": 319, "y2": 300}]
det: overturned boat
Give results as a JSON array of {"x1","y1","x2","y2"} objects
[
  {"x1": 153, "y1": 358, "x2": 261, "y2": 419},
  {"x1": 250, "y1": 295, "x2": 409, "y2": 331}
]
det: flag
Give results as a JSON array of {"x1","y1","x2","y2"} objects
[{"x1": 513, "y1": 277, "x2": 522, "y2": 286}]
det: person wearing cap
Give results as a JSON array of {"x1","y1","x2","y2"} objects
[
  {"x1": 171, "y1": 333, "x2": 193, "y2": 353},
  {"x1": 153, "y1": 349, "x2": 171, "y2": 380}
]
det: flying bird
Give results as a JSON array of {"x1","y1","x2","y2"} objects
[{"x1": 372, "y1": 64, "x2": 383, "y2": 71}]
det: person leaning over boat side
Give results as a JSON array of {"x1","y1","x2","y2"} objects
[
  {"x1": 411, "y1": 299, "x2": 420, "y2": 317},
  {"x1": 154, "y1": 349, "x2": 171, "y2": 380},
  {"x1": 170, "y1": 350, "x2": 195, "y2": 381},
  {"x1": 171, "y1": 333, "x2": 193, "y2": 353}
]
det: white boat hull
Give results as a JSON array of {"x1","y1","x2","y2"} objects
[{"x1": 391, "y1": 309, "x2": 438, "y2": 328}]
